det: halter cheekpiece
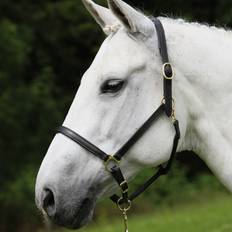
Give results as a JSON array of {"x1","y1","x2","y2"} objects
[{"x1": 56, "y1": 18, "x2": 180, "y2": 232}]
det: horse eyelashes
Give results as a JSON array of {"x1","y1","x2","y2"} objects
[{"x1": 100, "y1": 79, "x2": 125, "y2": 94}]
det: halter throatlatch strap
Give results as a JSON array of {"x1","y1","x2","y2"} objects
[
  {"x1": 153, "y1": 18, "x2": 173, "y2": 117},
  {"x1": 55, "y1": 18, "x2": 180, "y2": 226}
]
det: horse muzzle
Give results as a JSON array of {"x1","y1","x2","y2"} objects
[{"x1": 35, "y1": 185, "x2": 96, "y2": 229}]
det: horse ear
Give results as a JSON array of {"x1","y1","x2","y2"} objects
[
  {"x1": 82, "y1": 0, "x2": 119, "y2": 35},
  {"x1": 107, "y1": 0, "x2": 154, "y2": 37}
]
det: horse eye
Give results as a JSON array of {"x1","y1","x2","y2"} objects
[{"x1": 101, "y1": 79, "x2": 125, "y2": 94}]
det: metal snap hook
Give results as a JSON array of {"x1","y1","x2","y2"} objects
[{"x1": 117, "y1": 198, "x2": 131, "y2": 232}]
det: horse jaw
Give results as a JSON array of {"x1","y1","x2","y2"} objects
[{"x1": 35, "y1": 17, "x2": 179, "y2": 229}]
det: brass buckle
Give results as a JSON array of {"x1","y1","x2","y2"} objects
[
  {"x1": 162, "y1": 63, "x2": 174, "y2": 80},
  {"x1": 104, "y1": 155, "x2": 120, "y2": 172},
  {"x1": 120, "y1": 180, "x2": 129, "y2": 194}
]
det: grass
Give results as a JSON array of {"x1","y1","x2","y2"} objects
[{"x1": 58, "y1": 194, "x2": 232, "y2": 232}]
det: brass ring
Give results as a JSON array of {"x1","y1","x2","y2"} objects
[
  {"x1": 104, "y1": 155, "x2": 120, "y2": 172},
  {"x1": 162, "y1": 63, "x2": 174, "y2": 80},
  {"x1": 117, "y1": 198, "x2": 131, "y2": 212}
]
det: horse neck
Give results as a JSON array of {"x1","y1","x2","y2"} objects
[{"x1": 162, "y1": 17, "x2": 232, "y2": 191}]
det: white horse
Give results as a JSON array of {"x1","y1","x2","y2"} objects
[{"x1": 35, "y1": 0, "x2": 232, "y2": 229}]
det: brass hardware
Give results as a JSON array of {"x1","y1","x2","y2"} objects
[
  {"x1": 161, "y1": 97, "x2": 165, "y2": 105},
  {"x1": 161, "y1": 97, "x2": 175, "y2": 106},
  {"x1": 171, "y1": 98, "x2": 176, "y2": 122},
  {"x1": 117, "y1": 198, "x2": 131, "y2": 212},
  {"x1": 122, "y1": 210, "x2": 129, "y2": 232},
  {"x1": 161, "y1": 97, "x2": 176, "y2": 122},
  {"x1": 120, "y1": 181, "x2": 129, "y2": 194},
  {"x1": 120, "y1": 180, "x2": 127, "y2": 187},
  {"x1": 162, "y1": 63, "x2": 174, "y2": 80},
  {"x1": 121, "y1": 189, "x2": 128, "y2": 194},
  {"x1": 171, "y1": 109, "x2": 176, "y2": 122},
  {"x1": 104, "y1": 155, "x2": 120, "y2": 172},
  {"x1": 117, "y1": 198, "x2": 131, "y2": 232}
]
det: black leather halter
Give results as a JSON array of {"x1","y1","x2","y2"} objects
[{"x1": 56, "y1": 18, "x2": 180, "y2": 208}]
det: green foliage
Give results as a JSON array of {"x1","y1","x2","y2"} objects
[
  {"x1": 0, "y1": 0, "x2": 232, "y2": 231},
  {"x1": 0, "y1": 166, "x2": 40, "y2": 232},
  {"x1": 0, "y1": 19, "x2": 31, "y2": 76}
]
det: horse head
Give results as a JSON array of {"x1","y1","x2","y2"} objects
[{"x1": 35, "y1": 0, "x2": 187, "y2": 229}]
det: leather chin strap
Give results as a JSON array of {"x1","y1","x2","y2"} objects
[{"x1": 56, "y1": 18, "x2": 180, "y2": 208}]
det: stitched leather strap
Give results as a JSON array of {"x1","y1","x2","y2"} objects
[
  {"x1": 114, "y1": 104, "x2": 165, "y2": 161},
  {"x1": 110, "y1": 166, "x2": 129, "y2": 201},
  {"x1": 56, "y1": 118, "x2": 181, "y2": 204},
  {"x1": 56, "y1": 104, "x2": 166, "y2": 203},
  {"x1": 56, "y1": 126, "x2": 109, "y2": 162},
  {"x1": 110, "y1": 120, "x2": 180, "y2": 203},
  {"x1": 153, "y1": 19, "x2": 169, "y2": 63},
  {"x1": 153, "y1": 18, "x2": 173, "y2": 117},
  {"x1": 57, "y1": 104, "x2": 165, "y2": 163}
]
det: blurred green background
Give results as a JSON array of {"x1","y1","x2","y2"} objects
[{"x1": 0, "y1": 0, "x2": 232, "y2": 232}]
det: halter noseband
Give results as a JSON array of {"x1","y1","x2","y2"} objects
[{"x1": 56, "y1": 18, "x2": 180, "y2": 230}]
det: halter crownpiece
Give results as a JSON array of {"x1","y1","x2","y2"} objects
[{"x1": 56, "y1": 18, "x2": 180, "y2": 232}]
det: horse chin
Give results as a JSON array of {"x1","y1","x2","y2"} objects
[{"x1": 53, "y1": 197, "x2": 96, "y2": 230}]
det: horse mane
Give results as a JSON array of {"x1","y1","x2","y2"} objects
[{"x1": 158, "y1": 16, "x2": 232, "y2": 38}]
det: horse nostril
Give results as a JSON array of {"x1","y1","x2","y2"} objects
[{"x1": 42, "y1": 188, "x2": 56, "y2": 217}]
